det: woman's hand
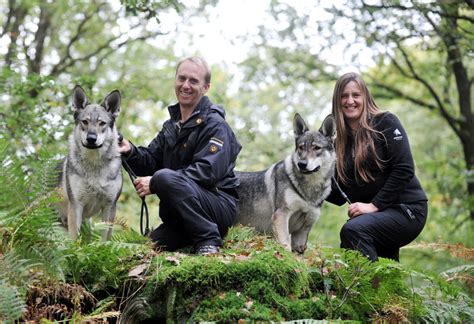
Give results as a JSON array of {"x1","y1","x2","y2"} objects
[{"x1": 348, "y1": 202, "x2": 379, "y2": 218}]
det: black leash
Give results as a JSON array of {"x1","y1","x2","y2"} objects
[
  {"x1": 332, "y1": 176, "x2": 352, "y2": 205},
  {"x1": 119, "y1": 135, "x2": 150, "y2": 236}
]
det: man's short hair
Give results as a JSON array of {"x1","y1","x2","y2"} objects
[{"x1": 176, "y1": 56, "x2": 211, "y2": 84}]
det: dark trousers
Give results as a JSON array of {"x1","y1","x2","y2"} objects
[
  {"x1": 148, "y1": 169, "x2": 237, "y2": 251},
  {"x1": 340, "y1": 201, "x2": 428, "y2": 261}
]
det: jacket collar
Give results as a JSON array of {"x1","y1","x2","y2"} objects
[{"x1": 168, "y1": 96, "x2": 217, "y2": 129}]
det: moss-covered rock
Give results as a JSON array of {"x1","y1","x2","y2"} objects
[{"x1": 118, "y1": 226, "x2": 435, "y2": 322}]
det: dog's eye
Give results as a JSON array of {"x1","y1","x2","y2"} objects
[
  {"x1": 81, "y1": 120, "x2": 88, "y2": 125},
  {"x1": 99, "y1": 121, "x2": 107, "y2": 126},
  {"x1": 313, "y1": 144, "x2": 321, "y2": 150},
  {"x1": 298, "y1": 144, "x2": 305, "y2": 150}
]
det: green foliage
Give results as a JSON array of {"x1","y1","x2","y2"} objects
[
  {"x1": 0, "y1": 138, "x2": 154, "y2": 320},
  {"x1": 65, "y1": 231, "x2": 153, "y2": 294},
  {"x1": 121, "y1": 0, "x2": 182, "y2": 20},
  {"x1": 0, "y1": 143, "x2": 65, "y2": 321},
  {"x1": 0, "y1": 143, "x2": 68, "y2": 279},
  {"x1": 0, "y1": 68, "x2": 70, "y2": 161},
  {"x1": 0, "y1": 279, "x2": 26, "y2": 323},
  {"x1": 0, "y1": 252, "x2": 32, "y2": 322},
  {"x1": 409, "y1": 266, "x2": 474, "y2": 323}
]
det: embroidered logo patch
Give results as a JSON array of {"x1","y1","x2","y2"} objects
[
  {"x1": 393, "y1": 128, "x2": 403, "y2": 141},
  {"x1": 209, "y1": 137, "x2": 224, "y2": 147}
]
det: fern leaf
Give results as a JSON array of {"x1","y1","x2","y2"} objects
[{"x1": 0, "y1": 279, "x2": 26, "y2": 322}]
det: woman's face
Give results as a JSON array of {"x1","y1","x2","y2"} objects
[{"x1": 341, "y1": 81, "x2": 364, "y2": 127}]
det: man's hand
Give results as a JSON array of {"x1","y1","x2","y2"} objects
[
  {"x1": 118, "y1": 137, "x2": 131, "y2": 155},
  {"x1": 348, "y1": 202, "x2": 379, "y2": 219},
  {"x1": 134, "y1": 176, "x2": 152, "y2": 198}
]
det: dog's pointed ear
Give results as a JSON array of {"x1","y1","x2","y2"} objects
[
  {"x1": 103, "y1": 90, "x2": 121, "y2": 118},
  {"x1": 319, "y1": 114, "x2": 336, "y2": 142},
  {"x1": 293, "y1": 113, "x2": 309, "y2": 136},
  {"x1": 72, "y1": 85, "x2": 88, "y2": 111}
]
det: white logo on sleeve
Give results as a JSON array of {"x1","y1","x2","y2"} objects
[{"x1": 393, "y1": 128, "x2": 403, "y2": 141}]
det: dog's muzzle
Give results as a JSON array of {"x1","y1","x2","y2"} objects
[
  {"x1": 82, "y1": 143, "x2": 103, "y2": 149},
  {"x1": 83, "y1": 132, "x2": 103, "y2": 149},
  {"x1": 298, "y1": 160, "x2": 321, "y2": 174},
  {"x1": 300, "y1": 165, "x2": 321, "y2": 174}
]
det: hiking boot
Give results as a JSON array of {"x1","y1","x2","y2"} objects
[{"x1": 195, "y1": 245, "x2": 220, "y2": 255}]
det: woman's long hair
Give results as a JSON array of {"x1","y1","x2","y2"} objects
[{"x1": 332, "y1": 72, "x2": 384, "y2": 185}]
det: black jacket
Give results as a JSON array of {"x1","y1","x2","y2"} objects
[
  {"x1": 125, "y1": 96, "x2": 242, "y2": 194},
  {"x1": 327, "y1": 112, "x2": 427, "y2": 210}
]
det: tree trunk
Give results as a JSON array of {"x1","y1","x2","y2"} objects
[
  {"x1": 4, "y1": 1, "x2": 28, "y2": 68},
  {"x1": 442, "y1": 4, "x2": 474, "y2": 220}
]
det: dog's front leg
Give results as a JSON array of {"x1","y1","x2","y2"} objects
[
  {"x1": 291, "y1": 210, "x2": 319, "y2": 254},
  {"x1": 68, "y1": 203, "x2": 83, "y2": 240},
  {"x1": 100, "y1": 204, "x2": 116, "y2": 241},
  {"x1": 272, "y1": 209, "x2": 291, "y2": 251},
  {"x1": 291, "y1": 223, "x2": 313, "y2": 254}
]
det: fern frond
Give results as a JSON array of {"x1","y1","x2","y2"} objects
[
  {"x1": 441, "y1": 265, "x2": 474, "y2": 286},
  {"x1": 0, "y1": 144, "x2": 30, "y2": 212},
  {"x1": 405, "y1": 242, "x2": 474, "y2": 261},
  {"x1": 0, "y1": 252, "x2": 35, "y2": 293},
  {"x1": 418, "y1": 290, "x2": 474, "y2": 323},
  {"x1": 0, "y1": 143, "x2": 70, "y2": 279},
  {"x1": 0, "y1": 279, "x2": 26, "y2": 322},
  {"x1": 83, "y1": 311, "x2": 120, "y2": 321}
]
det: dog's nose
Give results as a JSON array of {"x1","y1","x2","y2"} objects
[
  {"x1": 297, "y1": 160, "x2": 307, "y2": 170},
  {"x1": 86, "y1": 132, "x2": 97, "y2": 144}
]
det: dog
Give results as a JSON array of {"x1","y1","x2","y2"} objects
[
  {"x1": 58, "y1": 85, "x2": 123, "y2": 240},
  {"x1": 234, "y1": 113, "x2": 336, "y2": 253}
]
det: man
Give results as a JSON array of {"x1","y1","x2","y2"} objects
[{"x1": 118, "y1": 57, "x2": 241, "y2": 255}]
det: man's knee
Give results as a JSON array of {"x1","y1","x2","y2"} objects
[{"x1": 152, "y1": 169, "x2": 191, "y2": 200}]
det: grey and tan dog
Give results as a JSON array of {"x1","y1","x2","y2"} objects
[
  {"x1": 234, "y1": 113, "x2": 335, "y2": 253},
  {"x1": 58, "y1": 85, "x2": 123, "y2": 240}
]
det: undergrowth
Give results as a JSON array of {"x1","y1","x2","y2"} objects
[
  {"x1": 118, "y1": 226, "x2": 473, "y2": 322},
  {"x1": 0, "y1": 145, "x2": 473, "y2": 322}
]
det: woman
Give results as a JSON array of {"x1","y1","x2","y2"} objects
[{"x1": 326, "y1": 72, "x2": 428, "y2": 261}]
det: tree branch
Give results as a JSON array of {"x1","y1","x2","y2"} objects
[
  {"x1": 51, "y1": 29, "x2": 166, "y2": 76},
  {"x1": 362, "y1": 1, "x2": 474, "y2": 24},
  {"x1": 27, "y1": 3, "x2": 52, "y2": 74},
  {"x1": 395, "y1": 42, "x2": 461, "y2": 135},
  {"x1": 66, "y1": 4, "x2": 104, "y2": 63},
  {"x1": 4, "y1": 2, "x2": 28, "y2": 68},
  {"x1": 1, "y1": 0, "x2": 15, "y2": 37},
  {"x1": 371, "y1": 82, "x2": 439, "y2": 111}
]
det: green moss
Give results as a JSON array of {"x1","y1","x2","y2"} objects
[
  {"x1": 63, "y1": 225, "x2": 472, "y2": 322},
  {"x1": 191, "y1": 289, "x2": 282, "y2": 321}
]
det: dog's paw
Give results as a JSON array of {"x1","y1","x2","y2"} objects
[{"x1": 292, "y1": 244, "x2": 307, "y2": 254}]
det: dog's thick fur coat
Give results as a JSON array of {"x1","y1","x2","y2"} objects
[
  {"x1": 58, "y1": 86, "x2": 123, "y2": 240},
  {"x1": 234, "y1": 114, "x2": 336, "y2": 253}
]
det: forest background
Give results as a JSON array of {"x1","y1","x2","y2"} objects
[{"x1": 0, "y1": 0, "x2": 472, "y2": 320}]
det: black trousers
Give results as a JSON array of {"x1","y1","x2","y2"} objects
[
  {"x1": 148, "y1": 169, "x2": 237, "y2": 251},
  {"x1": 340, "y1": 201, "x2": 428, "y2": 261}
]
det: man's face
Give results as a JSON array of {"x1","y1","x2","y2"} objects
[{"x1": 175, "y1": 60, "x2": 210, "y2": 110}]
